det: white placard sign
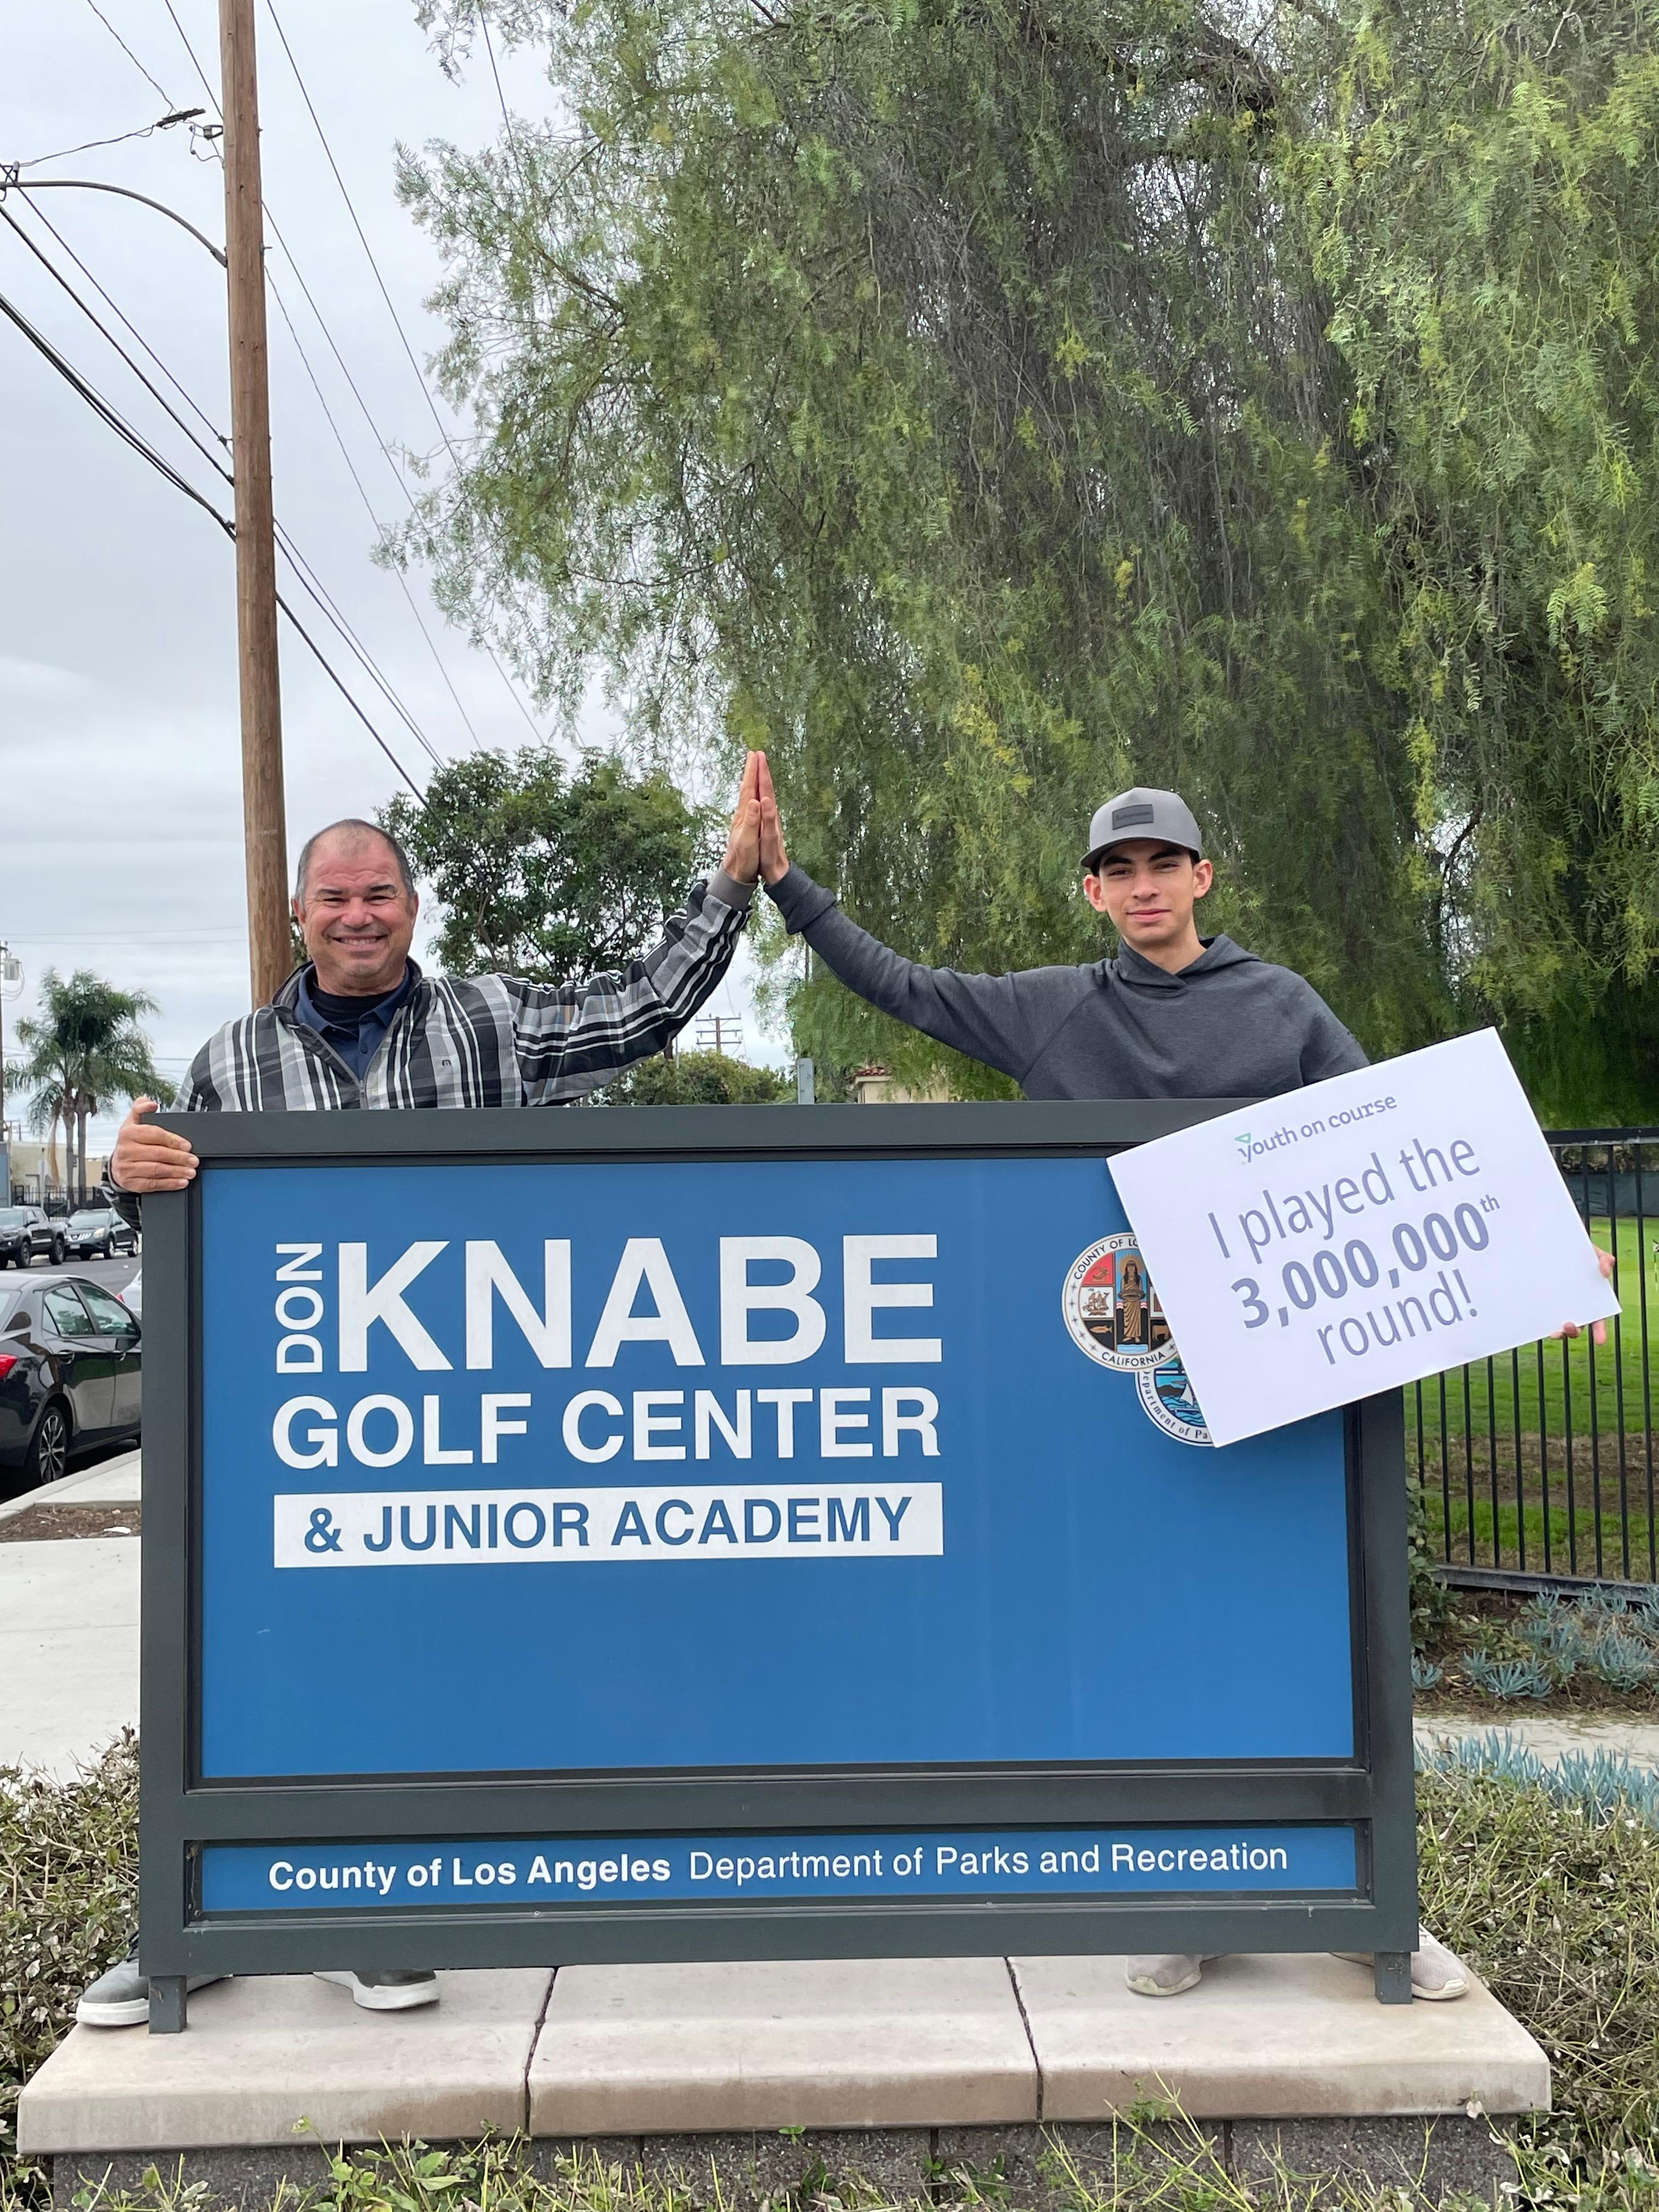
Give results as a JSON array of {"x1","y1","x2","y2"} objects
[{"x1": 1108, "y1": 1028, "x2": 1617, "y2": 1448}]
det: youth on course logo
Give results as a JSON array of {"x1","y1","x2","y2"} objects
[{"x1": 1060, "y1": 1235, "x2": 1171, "y2": 1373}]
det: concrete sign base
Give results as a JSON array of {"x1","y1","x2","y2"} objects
[{"x1": 21, "y1": 1951, "x2": 1548, "y2": 2204}]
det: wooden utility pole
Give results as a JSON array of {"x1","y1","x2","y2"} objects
[{"x1": 218, "y1": 0, "x2": 289, "y2": 1006}]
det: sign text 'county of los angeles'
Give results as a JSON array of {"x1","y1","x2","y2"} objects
[{"x1": 1109, "y1": 1028, "x2": 1619, "y2": 1448}]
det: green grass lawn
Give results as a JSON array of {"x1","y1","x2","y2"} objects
[
  {"x1": 1421, "y1": 1481, "x2": 1659, "y2": 1579},
  {"x1": 1410, "y1": 1215, "x2": 1659, "y2": 1446},
  {"x1": 1409, "y1": 1216, "x2": 1659, "y2": 1573}
]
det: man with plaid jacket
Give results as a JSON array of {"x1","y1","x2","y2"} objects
[{"x1": 79, "y1": 758, "x2": 766, "y2": 2028}]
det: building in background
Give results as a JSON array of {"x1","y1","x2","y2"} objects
[
  {"x1": 850, "y1": 1064, "x2": 951, "y2": 1105},
  {"x1": 6, "y1": 1139, "x2": 110, "y2": 1208}
]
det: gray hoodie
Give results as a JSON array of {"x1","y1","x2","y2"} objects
[{"x1": 768, "y1": 864, "x2": 1367, "y2": 1099}]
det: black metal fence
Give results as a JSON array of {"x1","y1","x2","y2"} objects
[{"x1": 1414, "y1": 1129, "x2": 1659, "y2": 1591}]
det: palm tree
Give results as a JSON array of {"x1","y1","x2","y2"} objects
[
  {"x1": 22, "y1": 1075, "x2": 71, "y2": 1204},
  {"x1": 8, "y1": 970, "x2": 173, "y2": 1205}
]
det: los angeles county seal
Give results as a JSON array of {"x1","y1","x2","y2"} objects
[
  {"x1": 1136, "y1": 1352, "x2": 1214, "y2": 1448},
  {"x1": 1061, "y1": 1235, "x2": 1172, "y2": 1372}
]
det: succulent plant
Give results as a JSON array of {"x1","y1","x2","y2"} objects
[{"x1": 1463, "y1": 1650, "x2": 1553, "y2": 1700}]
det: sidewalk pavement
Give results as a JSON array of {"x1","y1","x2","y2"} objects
[
  {"x1": 1415, "y1": 1707, "x2": 1659, "y2": 1770},
  {"x1": 0, "y1": 1448, "x2": 140, "y2": 1776},
  {"x1": 0, "y1": 1445, "x2": 142, "y2": 1521}
]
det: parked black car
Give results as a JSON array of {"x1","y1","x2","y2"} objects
[
  {"x1": 60, "y1": 1207, "x2": 138, "y2": 1259},
  {"x1": 0, "y1": 1276, "x2": 142, "y2": 1484},
  {"x1": 0, "y1": 1206, "x2": 64, "y2": 1268}
]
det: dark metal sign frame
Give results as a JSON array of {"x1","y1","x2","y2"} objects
[{"x1": 139, "y1": 1101, "x2": 1417, "y2": 2029}]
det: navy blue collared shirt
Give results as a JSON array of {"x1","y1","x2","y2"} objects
[{"x1": 291, "y1": 962, "x2": 416, "y2": 1082}]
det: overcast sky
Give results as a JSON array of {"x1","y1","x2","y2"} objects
[{"x1": 1, "y1": 0, "x2": 776, "y2": 1153}]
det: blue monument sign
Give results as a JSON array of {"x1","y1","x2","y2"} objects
[{"x1": 138, "y1": 1103, "x2": 1416, "y2": 2029}]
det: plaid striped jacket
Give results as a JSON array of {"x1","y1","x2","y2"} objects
[{"x1": 173, "y1": 874, "x2": 751, "y2": 1114}]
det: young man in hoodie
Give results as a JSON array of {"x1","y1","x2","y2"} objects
[
  {"x1": 761, "y1": 777, "x2": 1362, "y2": 1101},
  {"x1": 755, "y1": 765, "x2": 1475, "y2": 1999}
]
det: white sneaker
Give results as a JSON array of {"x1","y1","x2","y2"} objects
[
  {"x1": 313, "y1": 1969, "x2": 440, "y2": 2012},
  {"x1": 1331, "y1": 1928, "x2": 1470, "y2": 2001},
  {"x1": 1125, "y1": 1953, "x2": 1207, "y2": 1995},
  {"x1": 76, "y1": 1949, "x2": 227, "y2": 2028}
]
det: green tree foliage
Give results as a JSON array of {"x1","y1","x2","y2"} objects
[
  {"x1": 599, "y1": 1048, "x2": 790, "y2": 1103},
  {"x1": 1287, "y1": 0, "x2": 1659, "y2": 1119},
  {"x1": 7, "y1": 972, "x2": 172, "y2": 1204},
  {"x1": 400, "y1": 0, "x2": 1659, "y2": 1113},
  {"x1": 383, "y1": 747, "x2": 716, "y2": 980}
]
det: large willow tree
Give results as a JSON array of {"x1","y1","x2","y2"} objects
[{"x1": 403, "y1": 0, "x2": 1659, "y2": 1114}]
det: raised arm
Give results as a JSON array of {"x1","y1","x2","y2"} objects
[
  {"x1": 757, "y1": 756, "x2": 1042, "y2": 1081},
  {"x1": 508, "y1": 753, "x2": 763, "y2": 1099}
]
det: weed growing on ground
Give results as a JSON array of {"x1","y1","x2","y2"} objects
[
  {"x1": 1416, "y1": 1758, "x2": 1659, "y2": 2163},
  {"x1": 8, "y1": 1745, "x2": 1659, "y2": 2211},
  {"x1": 0, "y1": 1738, "x2": 138, "y2": 2168}
]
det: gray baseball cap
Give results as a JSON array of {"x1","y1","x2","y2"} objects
[{"x1": 1082, "y1": 787, "x2": 1204, "y2": 871}]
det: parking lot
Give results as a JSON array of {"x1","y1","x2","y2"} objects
[
  {"x1": 0, "y1": 1250, "x2": 145, "y2": 1507},
  {"x1": 12, "y1": 1250, "x2": 140, "y2": 1299}
]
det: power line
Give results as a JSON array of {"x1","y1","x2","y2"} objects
[
  {"x1": 82, "y1": 0, "x2": 173, "y2": 104},
  {"x1": 263, "y1": 0, "x2": 452, "y2": 451},
  {"x1": 151, "y1": 0, "x2": 439, "y2": 521},
  {"x1": 257, "y1": 0, "x2": 544, "y2": 737},
  {"x1": 0, "y1": 281, "x2": 228, "y2": 517},
  {"x1": 12, "y1": 188, "x2": 224, "y2": 443},
  {"x1": 0, "y1": 283, "x2": 426, "y2": 800},
  {"x1": 4, "y1": 196, "x2": 450, "y2": 780},
  {"x1": 157, "y1": 0, "x2": 222, "y2": 111},
  {"x1": 0, "y1": 197, "x2": 225, "y2": 468},
  {"x1": 0, "y1": 197, "x2": 446, "y2": 771},
  {"x1": 77, "y1": 1, "x2": 538, "y2": 748},
  {"x1": 149, "y1": 0, "x2": 535, "y2": 744},
  {"x1": 273, "y1": 518, "x2": 447, "y2": 768},
  {"x1": 479, "y1": 14, "x2": 532, "y2": 200},
  {"x1": 3, "y1": 181, "x2": 444, "y2": 774},
  {"x1": 263, "y1": 270, "x2": 488, "y2": 752},
  {"x1": 14, "y1": 112, "x2": 198, "y2": 170},
  {"x1": 151, "y1": 5, "x2": 441, "y2": 505},
  {"x1": 71, "y1": 19, "x2": 464, "y2": 768}
]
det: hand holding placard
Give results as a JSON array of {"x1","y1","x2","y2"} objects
[
  {"x1": 1108, "y1": 1029, "x2": 1620, "y2": 1448},
  {"x1": 1553, "y1": 1244, "x2": 1617, "y2": 1346}
]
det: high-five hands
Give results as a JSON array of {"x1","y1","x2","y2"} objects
[
  {"x1": 757, "y1": 752, "x2": 789, "y2": 885},
  {"x1": 719, "y1": 750, "x2": 789, "y2": 887},
  {"x1": 721, "y1": 752, "x2": 764, "y2": 884}
]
